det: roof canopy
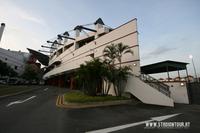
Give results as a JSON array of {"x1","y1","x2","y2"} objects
[
  {"x1": 141, "y1": 60, "x2": 189, "y2": 74},
  {"x1": 27, "y1": 48, "x2": 49, "y2": 66},
  {"x1": 94, "y1": 18, "x2": 104, "y2": 25}
]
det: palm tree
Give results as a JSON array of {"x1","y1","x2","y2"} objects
[
  {"x1": 115, "y1": 66, "x2": 132, "y2": 96},
  {"x1": 75, "y1": 58, "x2": 107, "y2": 96},
  {"x1": 103, "y1": 43, "x2": 133, "y2": 96},
  {"x1": 76, "y1": 43, "x2": 133, "y2": 96},
  {"x1": 116, "y1": 42, "x2": 133, "y2": 68},
  {"x1": 103, "y1": 43, "x2": 117, "y2": 66},
  {"x1": 115, "y1": 43, "x2": 133, "y2": 96}
]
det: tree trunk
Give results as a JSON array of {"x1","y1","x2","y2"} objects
[
  {"x1": 113, "y1": 84, "x2": 118, "y2": 96},
  {"x1": 106, "y1": 82, "x2": 111, "y2": 95}
]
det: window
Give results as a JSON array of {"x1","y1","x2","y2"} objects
[
  {"x1": 64, "y1": 43, "x2": 74, "y2": 51},
  {"x1": 14, "y1": 66, "x2": 18, "y2": 70},
  {"x1": 57, "y1": 48, "x2": 63, "y2": 56},
  {"x1": 89, "y1": 53, "x2": 94, "y2": 58},
  {"x1": 76, "y1": 36, "x2": 95, "y2": 49}
]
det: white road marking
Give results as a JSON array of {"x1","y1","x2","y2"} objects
[
  {"x1": 6, "y1": 96, "x2": 37, "y2": 107},
  {"x1": 86, "y1": 113, "x2": 181, "y2": 133},
  {"x1": 6, "y1": 101, "x2": 22, "y2": 107},
  {"x1": 44, "y1": 88, "x2": 48, "y2": 91}
]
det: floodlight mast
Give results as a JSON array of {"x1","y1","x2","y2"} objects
[{"x1": 189, "y1": 54, "x2": 199, "y2": 82}]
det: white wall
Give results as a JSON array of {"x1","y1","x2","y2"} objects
[
  {"x1": 166, "y1": 82, "x2": 189, "y2": 104},
  {"x1": 125, "y1": 76, "x2": 174, "y2": 107},
  {"x1": 0, "y1": 48, "x2": 29, "y2": 75}
]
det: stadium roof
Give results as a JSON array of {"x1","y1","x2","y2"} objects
[
  {"x1": 141, "y1": 60, "x2": 189, "y2": 74},
  {"x1": 27, "y1": 48, "x2": 49, "y2": 66}
]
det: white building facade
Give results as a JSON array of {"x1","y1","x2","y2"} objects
[
  {"x1": 43, "y1": 18, "x2": 174, "y2": 107},
  {"x1": 0, "y1": 47, "x2": 30, "y2": 75}
]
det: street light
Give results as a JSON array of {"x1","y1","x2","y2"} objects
[{"x1": 189, "y1": 54, "x2": 199, "y2": 82}]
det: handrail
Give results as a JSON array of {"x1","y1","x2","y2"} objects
[{"x1": 139, "y1": 73, "x2": 171, "y2": 97}]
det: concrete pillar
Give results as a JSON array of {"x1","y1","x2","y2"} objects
[
  {"x1": 70, "y1": 76, "x2": 74, "y2": 89},
  {"x1": 95, "y1": 23, "x2": 103, "y2": 30},
  {"x1": 74, "y1": 29, "x2": 80, "y2": 49},
  {"x1": 95, "y1": 23, "x2": 103, "y2": 39},
  {"x1": 0, "y1": 23, "x2": 5, "y2": 43},
  {"x1": 75, "y1": 29, "x2": 80, "y2": 38},
  {"x1": 177, "y1": 69, "x2": 180, "y2": 81},
  {"x1": 186, "y1": 67, "x2": 189, "y2": 82},
  {"x1": 166, "y1": 66, "x2": 170, "y2": 81},
  {"x1": 75, "y1": 42, "x2": 79, "y2": 50},
  {"x1": 64, "y1": 38, "x2": 68, "y2": 45},
  {"x1": 57, "y1": 38, "x2": 62, "y2": 45}
]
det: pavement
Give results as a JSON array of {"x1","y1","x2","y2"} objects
[
  {"x1": 0, "y1": 85, "x2": 43, "y2": 99},
  {"x1": 0, "y1": 86, "x2": 200, "y2": 133}
]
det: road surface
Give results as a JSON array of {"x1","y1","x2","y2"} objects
[{"x1": 0, "y1": 86, "x2": 200, "y2": 133}]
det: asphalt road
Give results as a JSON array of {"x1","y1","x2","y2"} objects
[{"x1": 0, "y1": 86, "x2": 200, "y2": 133}]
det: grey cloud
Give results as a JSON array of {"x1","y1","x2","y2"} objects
[
  {"x1": 150, "y1": 46, "x2": 176, "y2": 56},
  {"x1": 142, "y1": 46, "x2": 177, "y2": 60}
]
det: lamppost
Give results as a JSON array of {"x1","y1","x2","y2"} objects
[{"x1": 189, "y1": 55, "x2": 199, "y2": 82}]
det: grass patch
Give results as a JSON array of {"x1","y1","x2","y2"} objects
[
  {"x1": 64, "y1": 91, "x2": 129, "y2": 103},
  {"x1": 0, "y1": 85, "x2": 34, "y2": 96}
]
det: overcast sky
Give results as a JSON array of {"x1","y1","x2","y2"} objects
[{"x1": 0, "y1": 0, "x2": 199, "y2": 78}]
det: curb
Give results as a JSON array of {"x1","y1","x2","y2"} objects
[
  {"x1": 56, "y1": 95, "x2": 134, "y2": 109},
  {"x1": 56, "y1": 95, "x2": 62, "y2": 107}
]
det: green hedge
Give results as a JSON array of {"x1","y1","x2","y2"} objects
[{"x1": 64, "y1": 91, "x2": 128, "y2": 103}]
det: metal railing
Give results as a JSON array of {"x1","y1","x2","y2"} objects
[{"x1": 138, "y1": 73, "x2": 171, "y2": 97}]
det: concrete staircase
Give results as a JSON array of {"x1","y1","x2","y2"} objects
[
  {"x1": 125, "y1": 74, "x2": 174, "y2": 107},
  {"x1": 139, "y1": 74, "x2": 171, "y2": 97}
]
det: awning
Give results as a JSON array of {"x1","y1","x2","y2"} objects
[
  {"x1": 141, "y1": 60, "x2": 189, "y2": 74},
  {"x1": 27, "y1": 48, "x2": 49, "y2": 66}
]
